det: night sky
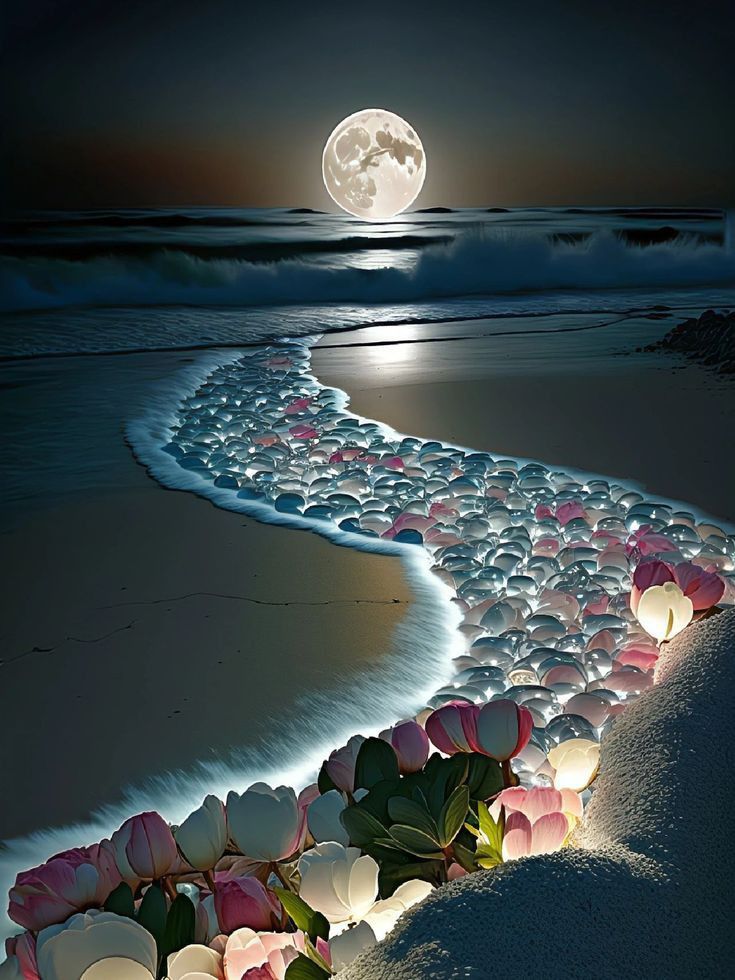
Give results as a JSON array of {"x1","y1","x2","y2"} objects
[{"x1": 2, "y1": 0, "x2": 734, "y2": 211}]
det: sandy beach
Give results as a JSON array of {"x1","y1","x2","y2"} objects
[{"x1": 0, "y1": 353, "x2": 412, "y2": 842}]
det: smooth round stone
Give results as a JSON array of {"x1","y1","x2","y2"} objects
[
  {"x1": 213, "y1": 474, "x2": 240, "y2": 489},
  {"x1": 545, "y1": 713, "x2": 599, "y2": 743},
  {"x1": 564, "y1": 693, "x2": 611, "y2": 727}
]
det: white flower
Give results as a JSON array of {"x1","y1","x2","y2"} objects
[
  {"x1": 329, "y1": 921, "x2": 377, "y2": 971},
  {"x1": 307, "y1": 790, "x2": 350, "y2": 846},
  {"x1": 175, "y1": 795, "x2": 227, "y2": 871},
  {"x1": 36, "y1": 910, "x2": 157, "y2": 980},
  {"x1": 297, "y1": 842, "x2": 378, "y2": 926},
  {"x1": 636, "y1": 581, "x2": 693, "y2": 643},
  {"x1": 362, "y1": 879, "x2": 434, "y2": 941},
  {"x1": 548, "y1": 738, "x2": 601, "y2": 792},
  {"x1": 227, "y1": 783, "x2": 304, "y2": 862},
  {"x1": 167, "y1": 943, "x2": 224, "y2": 979}
]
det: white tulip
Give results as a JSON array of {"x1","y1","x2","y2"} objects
[
  {"x1": 636, "y1": 581, "x2": 693, "y2": 643},
  {"x1": 175, "y1": 795, "x2": 227, "y2": 871},
  {"x1": 548, "y1": 738, "x2": 601, "y2": 792},
  {"x1": 227, "y1": 783, "x2": 303, "y2": 862},
  {"x1": 329, "y1": 921, "x2": 377, "y2": 971},
  {"x1": 362, "y1": 879, "x2": 434, "y2": 941},
  {"x1": 81, "y1": 961, "x2": 154, "y2": 979},
  {"x1": 307, "y1": 789, "x2": 350, "y2": 845},
  {"x1": 36, "y1": 910, "x2": 157, "y2": 980},
  {"x1": 167, "y1": 943, "x2": 224, "y2": 979},
  {"x1": 297, "y1": 842, "x2": 378, "y2": 926}
]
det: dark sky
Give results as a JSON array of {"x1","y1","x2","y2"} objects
[{"x1": 2, "y1": 0, "x2": 734, "y2": 210}]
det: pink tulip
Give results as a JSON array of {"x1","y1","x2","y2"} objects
[
  {"x1": 425, "y1": 701, "x2": 480, "y2": 755},
  {"x1": 214, "y1": 876, "x2": 281, "y2": 934},
  {"x1": 379, "y1": 720, "x2": 430, "y2": 774},
  {"x1": 325, "y1": 734, "x2": 365, "y2": 793},
  {"x1": 556, "y1": 501, "x2": 587, "y2": 525},
  {"x1": 8, "y1": 843, "x2": 122, "y2": 932},
  {"x1": 489, "y1": 786, "x2": 580, "y2": 861},
  {"x1": 113, "y1": 811, "x2": 178, "y2": 880},
  {"x1": 626, "y1": 525, "x2": 678, "y2": 557},
  {"x1": 673, "y1": 562, "x2": 725, "y2": 610},
  {"x1": 474, "y1": 700, "x2": 534, "y2": 762},
  {"x1": 629, "y1": 559, "x2": 675, "y2": 614},
  {"x1": 5, "y1": 932, "x2": 39, "y2": 979},
  {"x1": 223, "y1": 928, "x2": 305, "y2": 979}
]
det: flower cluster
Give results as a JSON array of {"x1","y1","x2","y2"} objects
[{"x1": 4, "y1": 344, "x2": 731, "y2": 977}]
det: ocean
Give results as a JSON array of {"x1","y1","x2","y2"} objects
[{"x1": 2, "y1": 206, "x2": 734, "y2": 358}]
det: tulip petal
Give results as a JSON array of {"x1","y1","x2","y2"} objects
[
  {"x1": 501, "y1": 812, "x2": 532, "y2": 861},
  {"x1": 530, "y1": 812, "x2": 570, "y2": 854}
]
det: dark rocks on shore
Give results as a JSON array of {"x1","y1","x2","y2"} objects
[{"x1": 644, "y1": 309, "x2": 735, "y2": 373}]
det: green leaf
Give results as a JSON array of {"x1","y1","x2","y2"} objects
[
  {"x1": 477, "y1": 801, "x2": 504, "y2": 853},
  {"x1": 387, "y1": 824, "x2": 445, "y2": 859},
  {"x1": 273, "y1": 887, "x2": 330, "y2": 943},
  {"x1": 475, "y1": 845, "x2": 503, "y2": 869},
  {"x1": 387, "y1": 797, "x2": 440, "y2": 842},
  {"x1": 378, "y1": 859, "x2": 444, "y2": 898},
  {"x1": 427, "y1": 754, "x2": 469, "y2": 819},
  {"x1": 340, "y1": 804, "x2": 390, "y2": 850},
  {"x1": 317, "y1": 761, "x2": 337, "y2": 794},
  {"x1": 438, "y1": 785, "x2": 470, "y2": 847},
  {"x1": 104, "y1": 881, "x2": 134, "y2": 918},
  {"x1": 284, "y1": 953, "x2": 331, "y2": 980},
  {"x1": 451, "y1": 839, "x2": 480, "y2": 873},
  {"x1": 466, "y1": 753, "x2": 504, "y2": 801},
  {"x1": 137, "y1": 882, "x2": 167, "y2": 950},
  {"x1": 354, "y1": 737, "x2": 400, "y2": 791},
  {"x1": 161, "y1": 894, "x2": 195, "y2": 958}
]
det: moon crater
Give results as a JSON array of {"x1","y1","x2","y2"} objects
[{"x1": 322, "y1": 108, "x2": 426, "y2": 219}]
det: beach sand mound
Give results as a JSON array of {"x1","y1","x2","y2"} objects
[{"x1": 342, "y1": 609, "x2": 735, "y2": 979}]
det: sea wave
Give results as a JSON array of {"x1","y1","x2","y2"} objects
[{"x1": 1, "y1": 231, "x2": 733, "y2": 314}]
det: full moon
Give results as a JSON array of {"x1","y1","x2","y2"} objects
[{"x1": 322, "y1": 108, "x2": 426, "y2": 220}]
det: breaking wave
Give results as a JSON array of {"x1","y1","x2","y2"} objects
[{"x1": 2, "y1": 231, "x2": 734, "y2": 314}]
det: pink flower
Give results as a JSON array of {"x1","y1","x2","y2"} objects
[
  {"x1": 489, "y1": 787, "x2": 580, "y2": 861},
  {"x1": 5, "y1": 932, "x2": 39, "y2": 979},
  {"x1": 630, "y1": 559, "x2": 675, "y2": 614},
  {"x1": 328, "y1": 451, "x2": 344, "y2": 463},
  {"x1": 474, "y1": 700, "x2": 534, "y2": 762},
  {"x1": 214, "y1": 877, "x2": 281, "y2": 935},
  {"x1": 8, "y1": 843, "x2": 122, "y2": 932},
  {"x1": 384, "y1": 456, "x2": 404, "y2": 470},
  {"x1": 556, "y1": 501, "x2": 587, "y2": 525},
  {"x1": 534, "y1": 503, "x2": 554, "y2": 520},
  {"x1": 379, "y1": 720, "x2": 430, "y2": 774},
  {"x1": 325, "y1": 734, "x2": 365, "y2": 793},
  {"x1": 626, "y1": 525, "x2": 678, "y2": 557},
  {"x1": 223, "y1": 928, "x2": 304, "y2": 979},
  {"x1": 112, "y1": 811, "x2": 178, "y2": 880},
  {"x1": 673, "y1": 562, "x2": 725, "y2": 611},
  {"x1": 425, "y1": 701, "x2": 480, "y2": 755}
]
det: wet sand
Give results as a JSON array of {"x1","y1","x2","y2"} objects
[
  {"x1": 314, "y1": 311, "x2": 735, "y2": 524},
  {"x1": 0, "y1": 353, "x2": 411, "y2": 841}
]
